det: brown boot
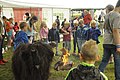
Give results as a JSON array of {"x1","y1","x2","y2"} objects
[{"x1": 0, "y1": 60, "x2": 5, "y2": 65}]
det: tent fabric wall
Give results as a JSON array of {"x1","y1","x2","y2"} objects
[
  {"x1": 0, "y1": 0, "x2": 118, "y2": 9},
  {"x1": 2, "y1": 8, "x2": 14, "y2": 18},
  {"x1": 13, "y1": 8, "x2": 42, "y2": 23}
]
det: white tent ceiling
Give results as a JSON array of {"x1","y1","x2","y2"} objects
[{"x1": 0, "y1": 0, "x2": 118, "y2": 9}]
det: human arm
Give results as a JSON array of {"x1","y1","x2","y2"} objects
[
  {"x1": 96, "y1": 29, "x2": 101, "y2": 36},
  {"x1": 113, "y1": 28, "x2": 120, "y2": 53},
  {"x1": 57, "y1": 30, "x2": 60, "y2": 43},
  {"x1": 112, "y1": 17, "x2": 120, "y2": 53},
  {"x1": 22, "y1": 33, "x2": 29, "y2": 43},
  {"x1": 48, "y1": 30, "x2": 51, "y2": 42},
  {"x1": 65, "y1": 68, "x2": 75, "y2": 80}
]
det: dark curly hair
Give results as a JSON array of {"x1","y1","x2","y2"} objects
[{"x1": 12, "y1": 41, "x2": 54, "y2": 80}]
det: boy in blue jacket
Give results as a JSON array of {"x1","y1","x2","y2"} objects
[
  {"x1": 76, "y1": 19, "x2": 88, "y2": 54},
  {"x1": 86, "y1": 20, "x2": 101, "y2": 44},
  {"x1": 48, "y1": 22, "x2": 60, "y2": 56},
  {"x1": 14, "y1": 22, "x2": 29, "y2": 50}
]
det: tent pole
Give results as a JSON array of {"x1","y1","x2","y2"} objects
[{"x1": 52, "y1": 8, "x2": 53, "y2": 23}]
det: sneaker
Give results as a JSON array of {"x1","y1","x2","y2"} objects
[
  {"x1": 0, "y1": 60, "x2": 5, "y2": 65},
  {"x1": 2, "y1": 48, "x2": 5, "y2": 54},
  {"x1": 2, "y1": 59, "x2": 8, "y2": 63}
]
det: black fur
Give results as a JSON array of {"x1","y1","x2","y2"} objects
[{"x1": 12, "y1": 42, "x2": 54, "y2": 80}]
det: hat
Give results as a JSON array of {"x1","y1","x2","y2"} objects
[
  {"x1": 106, "y1": 4, "x2": 114, "y2": 11},
  {"x1": 32, "y1": 16, "x2": 38, "y2": 21},
  {"x1": 25, "y1": 12, "x2": 29, "y2": 16},
  {"x1": 116, "y1": 0, "x2": 120, "y2": 7}
]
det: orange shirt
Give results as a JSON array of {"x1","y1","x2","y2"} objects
[{"x1": 5, "y1": 21, "x2": 11, "y2": 32}]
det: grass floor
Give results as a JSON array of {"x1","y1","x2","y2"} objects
[{"x1": 0, "y1": 36, "x2": 114, "y2": 80}]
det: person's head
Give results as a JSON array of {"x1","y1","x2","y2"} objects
[
  {"x1": 114, "y1": 0, "x2": 120, "y2": 13},
  {"x1": 2, "y1": 16, "x2": 7, "y2": 21},
  {"x1": 9, "y1": 18, "x2": 13, "y2": 23},
  {"x1": 64, "y1": 18, "x2": 66, "y2": 21},
  {"x1": 30, "y1": 16, "x2": 38, "y2": 24},
  {"x1": 40, "y1": 21, "x2": 47, "y2": 28},
  {"x1": 90, "y1": 20, "x2": 96, "y2": 28},
  {"x1": 12, "y1": 41, "x2": 54, "y2": 80},
  {"x1": 84, "y1": 10, "x2": 89, "y2": 15},
  {"x1": 14, "y1": 22, "x2": 18, "y2": 26},
  {"x1": 79, "y1": 19, "x2": 84, "y2": 27},
  {"x1": 25, "y1": 12, "x2": 30, "y2": 17},
  {"x1": 19, "y1": 22, "x2": 28, "y2": 31},
  {"x1": 106, "y1": 4, "x2": 114, "y2": 14},
  {"x1": 52, "y1": 22, "x2": 57, "y2": 29},
  {"x1": 64, "y1": 21, "x2": 70, "y2": 29},
  {"x1": 57, "y1": 16, "x2": 59, "y2": 19},
  {"x1": 73, "y1": 20, "x2": 79, "y2": 27},
  {"x1": 80, "y1": 39, "x2": 99, "y2": 63}
]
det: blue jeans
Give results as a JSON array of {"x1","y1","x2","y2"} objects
[
  {"x1": 99, "y1": 44, "x2": 120, "y2": 80},
  {"x1": 63, "y1": 41, "x2": 71, "y2": 52},
  {"x1": 77, "y1": 38, "x2": 86, "y2": 53},
  {"x1": 73, "y1": 36, "x2": 79, "y2": 53}
]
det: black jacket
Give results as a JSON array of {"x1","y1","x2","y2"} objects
[
  {"x1": 48, "y1": 28, "x2": 60, "y2": 42},
  {"x1": 65, "y1": 64, "x2": 106, "y2": 80}
]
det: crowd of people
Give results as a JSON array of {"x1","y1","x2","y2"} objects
[{"x1": 0, "y1": 0, "x2": 120, "y2": 80}]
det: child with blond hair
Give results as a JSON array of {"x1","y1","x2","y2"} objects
[
  {"x1": 76, "y1": 19, "x2": 88, "y2": 54},
  {"x1": 39, "y1": 21, "x2": 49, "y2": 44},
  {"x1": 86, "y1": 20, "x2": 101, "y2": 44},
  {"x1": 61, "y1": 22, "x2": 71, "y2": 52},
  {"x1": 48, "y1": 22, "x2": 60, "y2": 56},
  {"x1": 65, "y1": 39, "x2": 108, "y2": 80}
]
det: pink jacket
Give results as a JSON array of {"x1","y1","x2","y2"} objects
[{"x1": 39, "y1": 27, "x2": 49, "y2": 39}]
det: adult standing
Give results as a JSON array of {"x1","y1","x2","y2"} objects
[
  {"x1": 25, "y1": 12, "x2": 31, "y2": 22},
  {"x1": 61, "y1": 18, "x2": 66, "y2": 28},
  {"x1": 83, "y1": 10, "x2": 92, "y2": 27},
  {"x1": 0, "y1": 17, "x2": 7, "y2": 65},
  {"x1": 99, "y1": 1, "x2": 120, "y2": 80},
  {"x1": 55, "y1": 16, "x2": 60, "y2": 30},
  {"x1": 26, "y1": 16, "x2": 38, "y2": 43}
]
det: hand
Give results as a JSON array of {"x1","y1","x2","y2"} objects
[
  {"x1": 116, "y1": 48, "x2": 120, "y2": 54},
  {"x1": 0, "y1": 35, "x2": 2, "y2": 39}
]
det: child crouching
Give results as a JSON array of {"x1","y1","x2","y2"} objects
[{"x1": 65, "y1": 39, "x2": 108, "y2": 80}]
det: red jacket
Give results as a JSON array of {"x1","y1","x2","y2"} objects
[{"x1": 83, "y1": 14, "x2": 92, "y2": 25}]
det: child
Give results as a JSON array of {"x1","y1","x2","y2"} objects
[
  {"x1": 14, "y1": 22, "x2": 29, "y2": 50},
  {"x1": 72, "y1": 20, "x2": 79, "y2": 55},
  {"x1": 86, "y1": 20, "x2": 101, "y2": 44},
  {"x1": 12, "y1": 41, "x2": 54, "y2": 80},
  {"x1": 61, "y1": 22, "x2": 71, "y2": 52},
  {"x1": 76, "y1": 19, "x2": 88, "y2": 54},
  {"x1": 48, "y1": 22, "x2": 60, "y2": 56},
  {"x1": 13, "y1": 22, "x2": 19, "y2": 33},
  {"x1": 39, "y1": 21, "x2": 49, "y2": 44},
  {"x1": 65, "y1": 40, "x2": 108, "y2": 80}
]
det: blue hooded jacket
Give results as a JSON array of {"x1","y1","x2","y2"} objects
[
  {"x1": 76, "y1": 25, "x2": 88, "y2": 40},
  {"x1": 14, "y1": 31, "x2": 29, "y2": 50},
  {"x1": 86, "y1": 27, "x2": 101, "y2": 44}
]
